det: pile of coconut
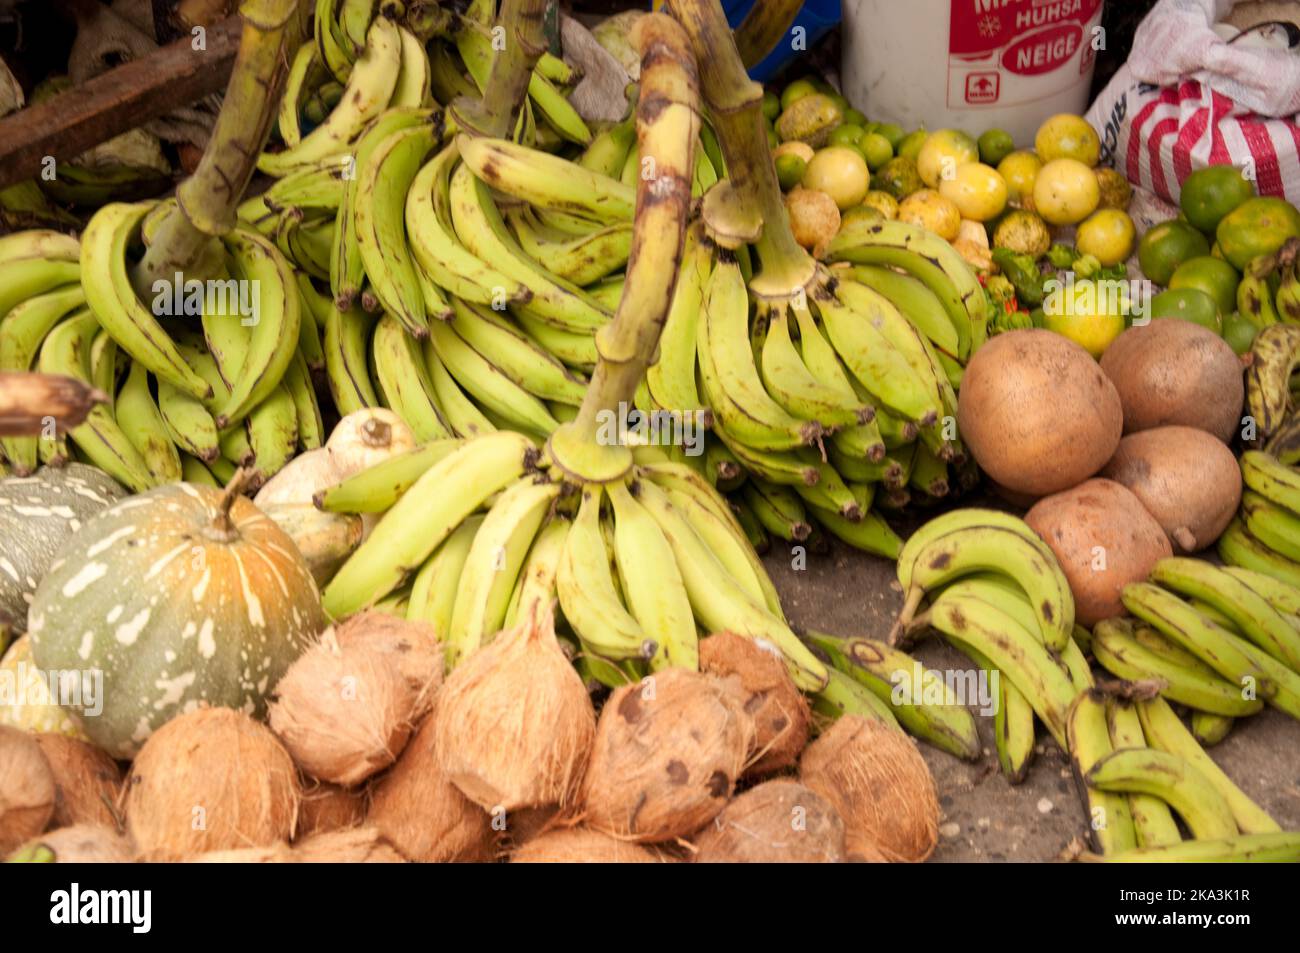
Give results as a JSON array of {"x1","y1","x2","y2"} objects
[{"x1": 2, "y1": 608, "x2": 941, "y2": 863}]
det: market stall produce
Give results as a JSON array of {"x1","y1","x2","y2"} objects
[{"x1": 0, "y1": 0, "x2": 1298, "y2": 869}]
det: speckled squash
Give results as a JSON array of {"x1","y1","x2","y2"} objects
[
  {"x1": 0, "y1": 465, "x2": 126, "y2": 635},
  {"x1": 28, "y1": 481, "x2": 324, "y2": 758}
]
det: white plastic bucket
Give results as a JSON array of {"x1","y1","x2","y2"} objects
[{"x1": 842, "y1": 0, "x2": 1106, "y2": 147}]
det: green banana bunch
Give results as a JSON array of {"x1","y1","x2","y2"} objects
[
  {"x1": 806, "y1": 630, "x2": 982, "y2": 761},
  {"x1": 896, "y1": 507, "x2": 1075, "y2": 653},
  {"x1": 1088, "y1": 832, "x2": 1300, "y2": 863},
  {"x1": 1237, "y1": 253, "x2": 1282, "y2": 328}
]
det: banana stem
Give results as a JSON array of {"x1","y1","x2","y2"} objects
[
  {"x1": 732, "y1": 0, "x2": 803, "y2": 68},
  {"x1": 548, "y1": 14, "x2": 700, "y2": 483},
  {"x1": 666, "y1": 0, "x2": 814, "y2": 299},
  {"x1": 133, "y1": 0, "x2": 303, "y2": 294},
  {"x1": 452, "y1": 0, "x2": 547, "y2": 139}
]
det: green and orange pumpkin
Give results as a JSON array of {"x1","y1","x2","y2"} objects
[{"x1": 28, "y1": 479, "x2": 324, "y2": 757}]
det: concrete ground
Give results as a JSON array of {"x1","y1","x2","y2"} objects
[{"x1": 760, "y1": 536, "x2": 1300, "y2": 862}]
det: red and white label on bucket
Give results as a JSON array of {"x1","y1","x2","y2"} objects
[{"x1": 948, "y1": 0, "x2": 1104, "y2": 108}]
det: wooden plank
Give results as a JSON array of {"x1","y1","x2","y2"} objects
[{"x1": 0, "y1": 16, "x2": 242, "y2": 191}]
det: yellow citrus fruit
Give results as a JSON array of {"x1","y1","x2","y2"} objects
[
  {"x1": 916, "y1": 129, "x2": 979, "y2": 188},
  {"x1": 861, "y1": 190, "x2": 900, "y2": 219},
  {"x1": 938, "y1": 162, "x2": 1008, "y2": 222},
  {"x1": 1033, "y1": 158, "x2": 1101, "y2": 226},
  {"x1": 1076, "y1": 209, "x2": 1137, "y2": 266},
  {"x1": 997, "y1": 151, "x2": 1042, "y2": 204},
  {"x1": 1042, "y1": 279, "x2": 1126, "y2": 358},
  {"x1": 801, "y1": 146, "x2": 870, "y2": 210},
  {"x1": 1035, "y1": 114, "x2": 1101, "y2": 167},
  {"x1": 897, "y1": 189, "x2": 962, "y2": 241}
]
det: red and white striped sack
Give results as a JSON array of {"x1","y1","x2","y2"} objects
[{"x1": 1086, "y1": 0, "x2": 1300, "y2": 205}]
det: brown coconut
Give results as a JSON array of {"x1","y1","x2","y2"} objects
[
  {"x1": 295, "y1": 781, "x2": 367, "y2": 839},
  {"x1": 800, "y1": 716, "x2": 940, "y2": 863},
  {"x1": 8, "y1": 824, "x2": 134, "y2": 863},
  {"x1": 1026, "y1": 478, "x2": 1173, "y2": 626},
  {"x1": 35, "y1": 733, "x2": 122, "y2": 828},
  {"x1": 0, "y1": 725, "x2": 55, "y2": 853},
  {"x1": 292, "y1": 826, "x2": 405, "y2": 863},
  {"x1": 1099, "y1": 319, "x2": 1244, "y2": 443},
  {"x1": 699, "y1": 632, "x2": 810, "y2": 776},
  {"x1": 332, "y1": 611, "x2": 443, "y2": 717},
  {"x1": 189, "y1": 845, "x2": 294, "y2": 863},
  {"x1": 1101, "y1": 426, "x2": 1243, "y2": 553},
  {"x1": 434, "y1": 603, "x2": 595, "y2": 812},
  {"x1": 367, "y1": 715, "x2": 496, "y2": 862},
  {"x1": 693, "y1": 779, "x2": 845, "y2": 863},
  {"x1": 580, "y1": 668, "x2": 755, "y2": 843},
  {"x1": 269, "y1": 638, "x2": 417, "y2": 787},
  {"x1": 502, "y1": 804, "x2": 561, "y2": 849},
  {"x1": 125, "y1": 707, "x2": 301, "y2": 861},
  {"x1": 510, "y1": 827, "x2": 672, "y2": 863}
]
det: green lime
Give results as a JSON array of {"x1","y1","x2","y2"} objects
[
  {"x1": 1223, "y1": 311, "x2": 1261, "y2": 354},
  {"x1": 876, "y1": 123, "x2": 906, "y2": 150},
  {"x1": 1180, "y1": 165, "x2": 1254, "y2": 234},
  {"x1": 1148, "y1": 287, "x2": 1223, "y2": 334},
  {"x1": 780, "y1": 78, "x2": 818, "y2": 111},
  {"x1": 775, "y1": 153, "x2": 809, "y2": 191},
  {"x1": 762, "y1": 90, "x2": 781, "y2": 122},
  {"x1": 766, "y1": 124, "x2": 779, "y2": 150},
  {"x1": 827, "y1": 92, "x2": 850, "y2": 115},
  {"x1": 978, "y1": 128, "x2": 1016, "y2": 167},
  {"x1": 843, "y1": 108, "x2": 868, "y2": 128},
  {"x1": 860, "y1": 132, "x2": 894, "y2": 172},
  {"x1": 1168, "y1": 256, "x2": 1240, "y2": 316},
  {"x1": 1137, "y1": 219, "x2": 1211, "y2": 285},
  {"x1": 1217, "y1": 197, "x2": 1300, "y2": 270},
  {"x1": 897, "y1": 128, "x2": 928, "y2": 162},
  {"x1": 828, "y1": 124, "x2": 866, "y2": 149}
]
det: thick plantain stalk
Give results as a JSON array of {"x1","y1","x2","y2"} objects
[
  {"x1": 733, "y1": 0, "x2": 803, "y2": 68},
  {"x1": 547, "y1": 13, "x2": 701, "y2": 484},
  {"x1": 667, "y1": 0, "x2": 814, "y2": 300},
  {"x1": 451, "y1": 0, "x2": 548, "y2": 139},
  {"x1": 133, "y1": 0, "x2": 303, "y2": 292}
]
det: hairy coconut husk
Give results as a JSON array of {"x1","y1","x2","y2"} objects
[
  {"x1": 269, "y1": 639, "x2": 417, "y2": 786},
  {"x1": 501, "y1": 804, "x2": 561, "y2": 850},
  {"x1": 692, "y1": 779, "x2": 845, "y2": 863},
  {"x1": 699, "y1": 632, "x2": 810, "y2": 776},
  {"x1": 292, "y1": 826, "x2": 405, "y2": 863},
  {"x1": 0, "y1": 725, "x2": 55, "y2": 853},
  {"x1": 333, "y1": 612, "x2": 443, "y2": 717},
  {"x1": 367, "y1": 715, "x2": 495, "y2": 862},
  {"x1": 510, "y1": 827, "x2": 672, "y2": 863},
  {"x1": 188, "y1": 845, "x2": 295, "y2": 863},
  {"x1": 800, "y1": 716, "x2": 940, "y2": 863},
  {"x1": 125, "y1": 707, "x2": 301, "y2": 861},
  {"x1": 579, "y1": 668, "x2": 754, "y2": 843},
  {"x1": 435, "y1": 603, "x2": 595, "y2": 812},
  {"x1": 8, "y1": 824, "x2": 134, "y2": 863},
  {"x1": 35, "y1": 733, "x2": 122, "y2": 828},
  {"x1": 295, "y1": 781, "x2": 367, "y2": 839}
]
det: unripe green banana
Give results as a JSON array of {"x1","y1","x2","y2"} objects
[
  {"x1": 1105, "y1": 699, "x2": 1182, "y2": 848},
  {"x1": 1121, "y1": 582, "x2": 1276, "y2": 698},
  {"x1": 813, "y1": 668, "x2": 902, "y2": 729},
  {"x1": 1136, "y1": 695, "x2": 1280, "y2": 834},
  {"x1": 1085, "y1": 748, "x2": 1238, "y2": 841},
  {"x1": 1066, "y1": 691, "x2": 1139, "y2": 855},
  {"x1": 315, "y1": 439, "x2": 462, "y2": 514},
  {"x1": 406, "y1": 515, "x2": 483, "y2": 640},
  {"x1": 1091, "y1": 832, "x2": 1300, "y2": 863},
  {"x1": 115, "y1": 362, "x2": 182, "y2": 484}
]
